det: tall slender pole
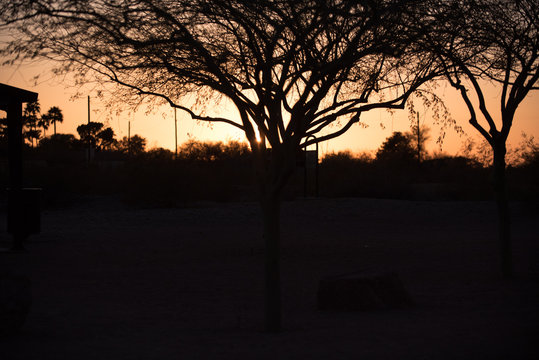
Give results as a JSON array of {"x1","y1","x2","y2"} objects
[
  {"x1": 128, "y1": 120, "x2": 131, "y2": 155},
  {"x1": 174, "y1": 108, "x2": 178, "y2": 159},
  {"x1": 416, "y1": 111, "x2": 421, "y2": 164},
  {"x1": 87, "y1": 96, "x2": 91, "y2": 163}
]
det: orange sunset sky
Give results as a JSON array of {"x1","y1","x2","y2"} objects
[{"x1": 1, "y1": 61, "x2": 538, "y2": 158}]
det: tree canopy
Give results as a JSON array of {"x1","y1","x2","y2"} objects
[
  {"x1": 420, "y1": 0, "x2": 538, "y2": 149},
  {"x1": 76, "y1": 122, "x2": 104, "y2": 147},
  {"x1": 22, "y1": 100, "x2": 41, "y2": 147},
  {"x1": 0, "y1": 0, "x2": 445, "y2": 332},
  {"x1": 118, "y1": 134, "x2": 147, "y2": 156},
  {"x1": 1, "y1": 0, "x2": 438, "y2": 151},
  {"x1": 76, "y1": 121, "x2": 118, "y2": 150},
  {"x1": 41, "y1": 106, "x2": 64, "y2": 135},
  {"x1": 376, "y1": 131, "x2": 416, "y2": 164}
]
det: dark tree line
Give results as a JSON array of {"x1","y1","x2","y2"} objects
[{"x1": 17, "y1": 135, "x2": 539, "y2": 215}]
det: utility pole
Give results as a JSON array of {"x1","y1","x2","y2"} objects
[
  {"x1": 128, "y1": 120, "x2": 131, "y2": 155},
  {"x1": 87, "y1": 96, "x2": 91, "y2": 163},
  {"x1": 416, "y1": 111, "x2": 421, "y2": 164},
  {"x1": 174, "y1": 108, "x2": 178, "y2": 159}
]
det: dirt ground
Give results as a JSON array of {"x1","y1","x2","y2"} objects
[{"x1": 1, "y1": 197, "x2": 538, "y2": 359}]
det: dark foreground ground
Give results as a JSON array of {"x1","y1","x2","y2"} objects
[{"x1": 1, "y1": 197, "x2": 538, "y2": 359}]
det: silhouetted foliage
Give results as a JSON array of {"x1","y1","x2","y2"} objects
[
  {"x1": 76, "y1": 121, "x2": 118, "y2": 151},
  {"x1": 7, "y1": 103, "x2": 65, "y2": 148},
  {"x1": 145, "y1": 147, "x2": 175, "y2": 162},
  {"x1": 323, "y1": 150, "x2": 372, "y2": 165},
  {"x1": 37, "y1": 134, "x2": 82, "y2": 164},
  {"x1": 521, "y1": 148, "x2": 539, "y2": 169},
  {"x1": 41, "y1": 106, "x2": 63, "y2": 135},
  {"x1": 96, "y1": 127, "x2": 117, "y2": 151},
  {"x1": 22, "y1": 100, "x2": 41, "y2": 147},
  {"x1": 512, "y1": 134, "x2": 539, "y2": 168},
  {"x1": 319, "y1": 150, "x2": 494, "y2": 200},
  {"x1": 178, "y1": 140, "x2": 250, "y2": 162},
  {"x1": 376, "y1": 132, "x2": 416, "y2": 164},
  {"x1": 77, "y1": 122, "x2": 104, "y2": 147},
  {"x1": 38, "y1": 134, "x2": 79, "y2": 150},
  {"x1": 117, "y1": 135, "x2": 147, "y2": 156}
]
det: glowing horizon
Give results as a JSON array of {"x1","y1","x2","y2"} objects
[{"x1": 1, "y1": 62, "x2": 538, "y2": 159}]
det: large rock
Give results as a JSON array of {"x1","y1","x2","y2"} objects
[
  {"x1": 317, "y1": 271, "x2": 413, "y2": 311},
  {"x1": 0, "y1": 273, "x2": 32, "y2": 336}
]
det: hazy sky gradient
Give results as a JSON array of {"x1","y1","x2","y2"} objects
[{"x1": 1, "y1": 61, "x2": 537, "y2": 157}]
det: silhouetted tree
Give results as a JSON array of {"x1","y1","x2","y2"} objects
[
  {"x1": 118, "y1": 135, "x2": 146, "y2": 156},
  {"x1": 1, "y1": 0, "x2": 443, "y2": 331},
  {"x1": 420, "y1": 0, "x2": 539, "y2": 276},
  {"x1": 37, "y1": 112, "x2": 50, "y2": 137},
  {"x1": 178, "y1": 140, "x2": 250, "y2": 162},
  {"x1": 180, "y1": 140, "x2": 221, "y2": 161},
  {"x1": 22, "y1": 100, "x2": 41, "y2": 147},
  {"x1": 41, "y1": 106, "x2": 63, "y2": 135},
  {"x1": 96, "y1": 127, "x2": 117, "y2": 151},
  {"x1": 376, "y1": 132, "x2": 416, "y2": 164},
  {"x1": 220, "y1": 141, "x2": 251, "y2": 161},
  {"x1": 145, "y1": 147, "x2": 174, "y2": 161},
  {"x1": 323, "y1": 150, "x2": 373, "y2": 164},
  {"x1": 39, "y1": 133, "x2": 79, "y2": 150},
  {"x1": 77, "y1": 121, "x2": 104, "y2": 148},
  {"x1": 77, "y1": 121, "x2": 118, "y2": 157},
  {"x1": 515, "y1": 135, "x2": 539, "y2": 168}
]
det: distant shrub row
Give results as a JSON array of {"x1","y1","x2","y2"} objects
[{"x1": 0, "y1": 136, "x2": 537, "y2": 207}]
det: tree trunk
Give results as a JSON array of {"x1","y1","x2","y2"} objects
[
  {"x1": 252, "y1": 142, "x2": 294, "y2": 332},
  {"x1": 261, "y1": 194, "x2": 282, "y2": 332},
  {"x1": 493, "y1": 142, "x2": 512, "y2": 277}
]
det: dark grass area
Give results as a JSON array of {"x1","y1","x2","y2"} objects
[{"x1": 1, "y1": 197, "x2": 538, "y2": 359}]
